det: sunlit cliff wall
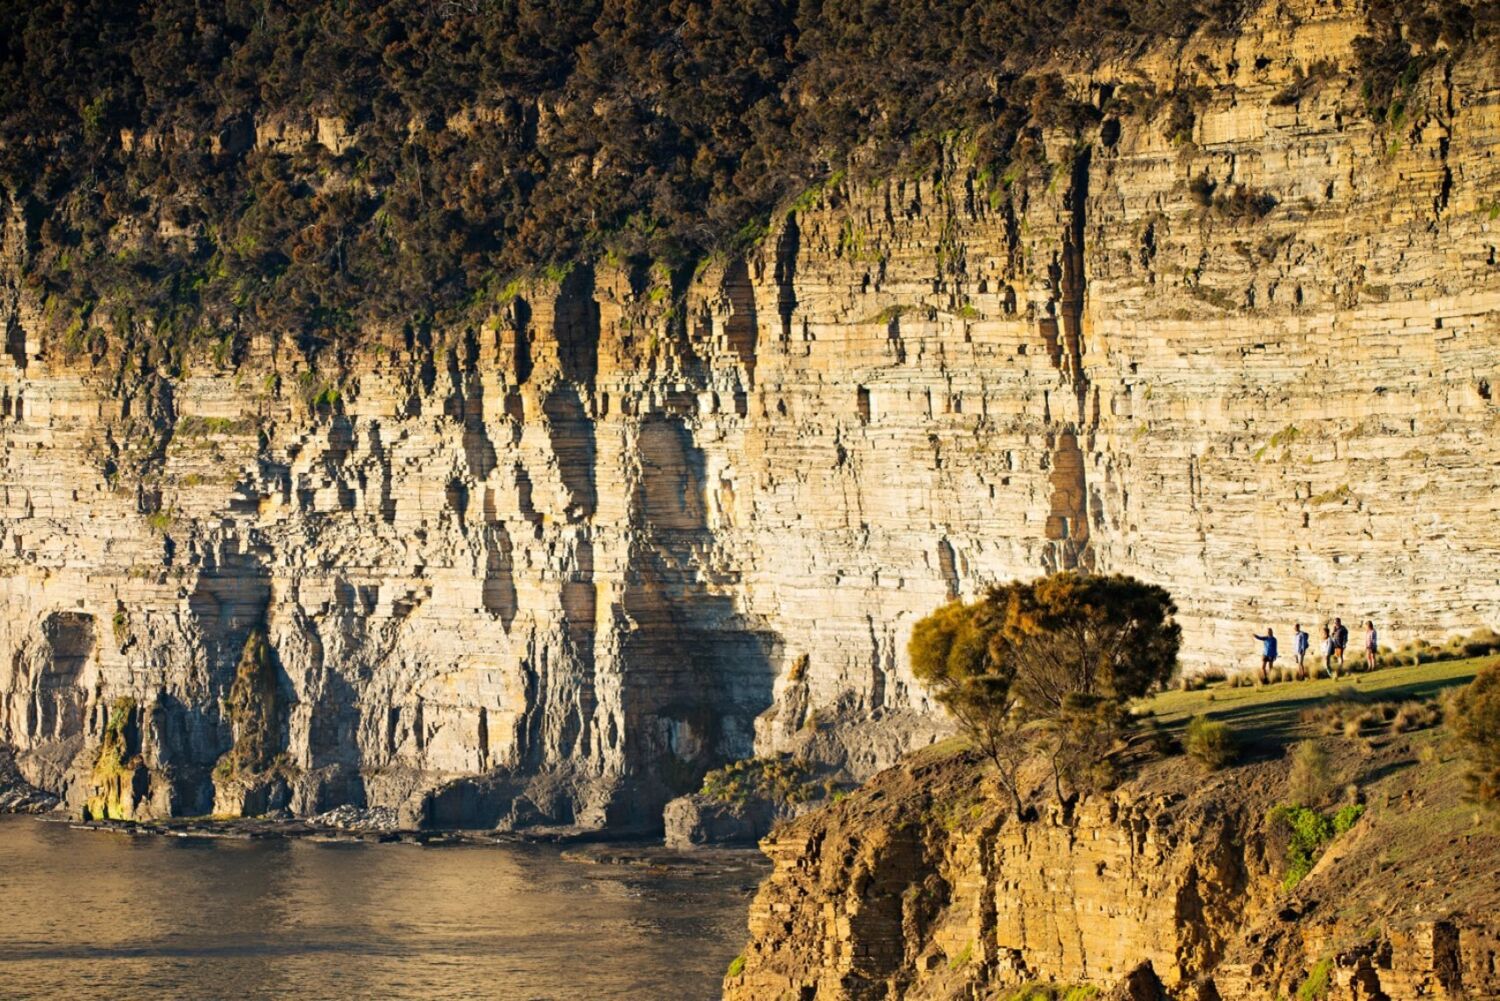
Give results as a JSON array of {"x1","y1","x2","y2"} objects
[{"x1": 1, "y1": 0, "x2": 1497, "y2": 826}]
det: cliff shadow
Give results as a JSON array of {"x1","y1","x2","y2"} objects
[
  {"x1": 614, "y1": 414, "x2": 777, "y2": 829},
  {"x1": 178, "y1": 544, "x2": 275, "y2": 812}
]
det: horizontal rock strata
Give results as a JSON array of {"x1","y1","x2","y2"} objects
[
  {"x1": 1, "y1": 0, "x2": 1498, "y2": 825},
  {"x1": 723, "y1": 743, "x2": 1500, "y2": 1000}
]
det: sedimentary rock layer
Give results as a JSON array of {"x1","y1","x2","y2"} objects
[
  {"x1": 723, "y1": 742, "x2": 1500, "y2": 1000},
  {"x1": 0, "y1": 0, "x2": 1497, "y2": 825}
]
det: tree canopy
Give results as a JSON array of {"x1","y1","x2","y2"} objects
[
  {"x1": 910, "y1": 571, "x2": 1181, "y2": 813},
  {"x1": 1448, "y1": 659, "x2": 1500, "y2": 811}
]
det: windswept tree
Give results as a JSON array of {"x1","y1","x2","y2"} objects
[{"x1": 910, "y1": 572, "x2": 1181, "y2": 814}]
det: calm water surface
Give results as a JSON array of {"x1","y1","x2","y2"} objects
[{"x1": 0, "y1": 815, "x2": 764, "y2": 1000}]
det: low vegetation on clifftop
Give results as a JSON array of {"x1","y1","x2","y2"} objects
[{"x1": 1, "y1": 0, "x2": 1495, "y2": 365}]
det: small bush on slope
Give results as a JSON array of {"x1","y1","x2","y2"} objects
[
  {"x1": 1446, "y1": 658, "x2": 1500, "y2": 811},
  {"x1": 1270, "y1": 803, "x2": 1366, "y2": 890},
  {"x1": 1184, "y1": 715, "x2": 1238, "y2": 769},
  {"x1": 1287, "y1": 739, "x2": 1340, "y2": 807}
]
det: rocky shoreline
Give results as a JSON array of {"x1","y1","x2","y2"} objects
[{"x1": 18, "y1": 806, "x2": 770, "y2": 875}]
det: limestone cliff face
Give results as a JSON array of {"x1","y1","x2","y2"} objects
[{"x1": 1, "y1": 0, "x2": 1498, "y2": 827}]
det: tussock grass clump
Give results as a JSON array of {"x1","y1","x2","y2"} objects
[
  {"x1": 1300, "y1": 696, "x2": 1442, "y2": 738},
  {"x1": 1446, "y1": 659, "x2": 1500, "y2": 811},
  {"x1": 1287, "y1": 740, "x2": 1340, "y2": 807},
  {"x1": 1177, "y1": 668, "x2": 1227, "y2": 691},
  {"x1": 1392, "y1": 700, "x2": 1441, "y2": 732},
  {"x1": 1184, "y1": 715, "x2": 1239, "y2": 770},
  {"x1": 1451, "y1": 628, "x2": 1500, "y2": 660},
  {"x1": 1380, "y1": 627, "x2": 1500, "y2": 668}
]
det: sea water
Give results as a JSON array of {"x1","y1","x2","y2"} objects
[{"x1": 0, "y1": 815, "x2": 763, "y2": 1000}]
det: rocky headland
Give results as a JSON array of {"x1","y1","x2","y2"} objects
[
  {"x1": 723, "y1": 666, "x2": 1500, "y2": 1000},
  {"x1": 0, "y1": 0, "x2": 1497, "y2": 843}
]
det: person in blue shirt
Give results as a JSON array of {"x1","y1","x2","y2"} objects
[
  {"x1": 1292, "y1": 623, "x2": 1310, "y2": 679},
  {"x1": 1253, "y1": 627, "x2": 1278, "y2": 682}
]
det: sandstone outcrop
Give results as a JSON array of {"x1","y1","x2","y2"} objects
[
  {"x1": 0, "y1": 747, "x2": 56, "y2": 813},
  {"x1": 722, "y1": 734, "x2": 1500, "y2": 1001},
  {"x1": 1, "y1": 0, "x2": 1498, "y2": 828}
]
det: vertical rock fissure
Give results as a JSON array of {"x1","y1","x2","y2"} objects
[{"x1": 1043, "y1": 147, "x2": 1095, "y2": 570}]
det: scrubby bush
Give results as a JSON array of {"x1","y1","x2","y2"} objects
[
  {"x1": 1446, "y1": 659, "x2": 1500, "y2": 811},
  {"x1": 1188, "y1": 174, "x2": 1217, "y2": 206},
  {"x1": 1211, "y1": 184, "x2": 1277, "y2": 221},
  {"x1": 1184, "y1": 715, "x2": 1238, "y2": 770},
  {"x1": 699, "y1": 755, "x2": 817, "y2": 807},
  {"x1": 1, "y1": 0, "x2": 1294, "y2": 368},
  {"x1": 1287, "y1": 740, "x2": 1338, "y2": 807},
  {"x1": 1352, "y1": 0, "x2": 1500, "y2": 127},
  {"x1": 7, "y1": 0, "x2": 1488, "y2": 380}
]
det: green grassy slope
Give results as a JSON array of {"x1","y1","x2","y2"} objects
[{"x1": 1141, "y1": 657, "x2": 1487, "y2": 747}]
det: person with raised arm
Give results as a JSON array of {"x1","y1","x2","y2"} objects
[{"x1": 1253, "y1": 627, "x2": 1278, "y2": 683}]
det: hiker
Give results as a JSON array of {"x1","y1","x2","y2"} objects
[
  {"x1": 1253, "y1": 627, "x2": 1278, "y2": 682},
  {"x1": 1320, "y1": 624, "x2": 1334, "y2": 678},
  {"x1": 1293, "y1": 623, "x2": 1310, "y2": 678},
  {"x1": 1331, "y1": 617, "x2": 1349, "y2": 675},
  {"x1": 1364, "y1": 619, "x2": 1379, "y2": 670}
]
